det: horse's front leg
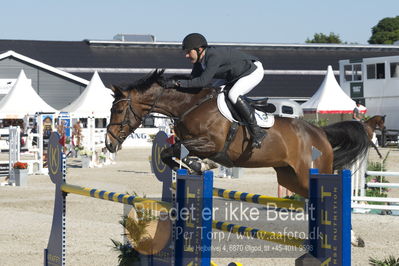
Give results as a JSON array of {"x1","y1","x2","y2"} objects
[
  {"x1": 161, "y1": 137, "x2": 217, "y2": 173},
  {"x1": 179, "y1": 137, "x2": 218, "y2": 173},
  {"x1": 160, "y1": 143, "x2": 181, "y2": 171},
  {"x1": 160, "y1": 143, "x2": 203, "y2": 173},
  {"x1": 160, "y1": 142, "x2": 203, "y2": 173}
]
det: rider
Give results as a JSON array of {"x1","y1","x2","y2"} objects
[{"x1": 165, "y1": 33, "x2": 266, "y2": 148}]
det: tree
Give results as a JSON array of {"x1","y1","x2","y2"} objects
[
  {"x1": 368, "y1": 16, "x2": 399, "y2": 44},
  {"x1": 305, "y1": 32, "x2": 342, "y2": 44}
]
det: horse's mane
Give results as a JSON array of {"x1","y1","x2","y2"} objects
[
  {"x1": 365, "y1": 115, "x2": 385, "y2": 122},
  {"x1": 120, "y1": 69, "x2": 219, "y2": 95},
  {"x1": 125, "y1": 69, "x2": 166, "y2": 92}
]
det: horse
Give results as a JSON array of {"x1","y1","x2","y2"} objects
[
  {"x1": 364, "y1": 115, "x2": 386, "y2": 158},
  {"x1": 105, "y1": 70, "x2": 370, "y2": 199}
]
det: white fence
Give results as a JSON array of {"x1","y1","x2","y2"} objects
[
  {"x1": 352, "y1": 165, "x2": 399, "y2": 212},
  {"x1": 0, "y1": 126, "x2": 45, "y2": 186}
]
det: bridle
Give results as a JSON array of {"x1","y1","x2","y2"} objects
[
  {"x1": 107, "y1": 89, "x2": 165, "y2": 145},
  {"x1": 106, "y1": 97, "x2": 142, "y2": 145}
]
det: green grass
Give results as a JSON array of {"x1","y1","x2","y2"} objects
[
  {"x1": 369, "y1": 255, "x2": 399, "y2": 266},
  {"x1": 365, "y1": 151, "x2": 391, "y2": 204}
]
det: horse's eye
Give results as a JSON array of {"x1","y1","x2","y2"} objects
[{"x1": 117, "y1": 110, "x2": 124, "y2": 114}]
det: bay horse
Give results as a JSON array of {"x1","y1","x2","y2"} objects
[{"x1": 105, "y1": 70, "x2": 370, "y2": 198}]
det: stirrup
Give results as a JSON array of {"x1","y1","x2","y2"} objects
[
  {"x1": 252, "y1": 136, "x2": 265, "y2": 148},
  {"x1": 250, "y1": 126, "x2": 266, "y2": 149}
]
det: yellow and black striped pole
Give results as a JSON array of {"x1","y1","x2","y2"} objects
[
  {"x1": 213, "y1": 187, "x2": 305, "y2": 211},
  {"x1": 212, "y1": 220, "x2": 305, "y2": 247},
  {"x1": 61, "y1": 183, "x2": 171, "y2": 212}
]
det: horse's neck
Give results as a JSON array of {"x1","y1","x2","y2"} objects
[{"x1": 148, "y1": 87, "x2": 214, "y2": 118}]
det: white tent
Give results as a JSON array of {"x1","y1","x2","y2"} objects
[
  {"x1": 0, "y1": 70, "x2": 57, "y2": 118},
  {"x1": 61, "y1": 71, "x2": 113, "y2": 117},
  {"x1": 302, "y1": 65, "x2": 360, "y2": 115}
]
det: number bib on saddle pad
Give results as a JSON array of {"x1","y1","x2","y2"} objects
[{"x1": 217, "y1": 92, "x2": 275, "y2": 128}]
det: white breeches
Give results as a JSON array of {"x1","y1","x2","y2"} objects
[{"x1": 228, "y1": 61, "x2": 264, "y2": 104}]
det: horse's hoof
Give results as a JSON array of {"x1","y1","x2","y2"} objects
[
  {"x1": 182, "y1": 157, "x2": 202, "y2": 173},
  {"x1": 351, "y1": 230, "x2": 365, "y2": 247},
  {"x1": 356, "y1": 237, "x2": 365, "y2": 247},
  {"x1": 190, "y1": 170, "x2": 203, "y2": 175}
]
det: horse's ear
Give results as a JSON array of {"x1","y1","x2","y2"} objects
[
  {"x1": 110, "y1": 85, "x2": 117, "y2": 92},
  {"x1": 156, "y1": 69, "x2": 165, "y2": 76},
  {"x1": 111, "y1": 85, "x2": 127, "y2": 97}
]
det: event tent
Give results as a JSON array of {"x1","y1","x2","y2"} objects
[
  {"x1": 302, "y1": 65, "x2": 358, "y2": 113},
  {"x1": 0, "y1": 70, "x2": 57, "y2": 119},
  {"x1": 301, "y1": 65, "x2": 366, "y2": 122},
  {"x1": 61, "y1": 71, "x2": 113, "y2": 117}
]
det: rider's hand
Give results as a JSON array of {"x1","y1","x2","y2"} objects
[{"x1": 164, "y1": 79, "x2": 180, "y2": 88}]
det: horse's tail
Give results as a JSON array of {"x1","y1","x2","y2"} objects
[{"x1": 322, "y1": 121, "x2": 369, "y2": 170}]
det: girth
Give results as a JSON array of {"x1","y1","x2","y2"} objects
[{"x1": 209, "y1": 122, "x2": 239, "y2": 167}]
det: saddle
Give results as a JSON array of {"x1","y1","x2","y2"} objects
[
  {"x1": 210, "y1": 90, "x2": 275, "y2": 166},
  {"x1": 245, "y1": 97, "x2": 277, "y2": 114},
  {"x1": 217, "y1": 90, "x2": 275, "y2": 128}
]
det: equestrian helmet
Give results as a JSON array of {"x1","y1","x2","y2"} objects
[{"x1": 182, "y1": 33, "x2": 208, "y2": 50}]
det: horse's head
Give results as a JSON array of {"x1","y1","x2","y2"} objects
[
  {"x1": 105, "y1": 70, "x2": 166, "y2": 152},
  {"x1": 369, "y1": 115, "x2": 386, "y2": 130},
  {"x1": 376, "y1": 115, "x2": 386, "y2": 131},
  {"x1": 105, "y1": 85, "x2": 142, "y2": 152},
  {"x1": 363, "y1": 115, "x2": 387, "y2": 140}
]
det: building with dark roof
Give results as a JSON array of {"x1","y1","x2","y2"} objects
[{"x1": 0, "y1": 37, "x2": 399, "y2": 109}]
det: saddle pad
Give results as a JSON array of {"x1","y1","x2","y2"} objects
[{"x1": 217, "y1": 93, "x2": 275, "y2": 128}]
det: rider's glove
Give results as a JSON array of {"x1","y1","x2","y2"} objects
[{"x1": 164, "y1": 79, "x2": 180, "y2": 88}]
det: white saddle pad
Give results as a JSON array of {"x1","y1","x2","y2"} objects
[{"x1": 217, "y1": 92, "x2": 275, "y2": 128}]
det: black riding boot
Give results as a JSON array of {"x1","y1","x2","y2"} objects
[{"x1": 235, "y1": 96, "x2": 267, "y2": 148}]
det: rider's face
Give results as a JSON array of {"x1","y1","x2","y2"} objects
[
  {"x1": 185, "y1": 48, "x2": 204, "y2": 64},
  {"x1": 185, "y1": 49, "x2": 198, "y2": 64}
]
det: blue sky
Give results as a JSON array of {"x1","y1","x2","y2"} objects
[{"x1": 2, "y1": 1, "x2": 398, "y2": 44}]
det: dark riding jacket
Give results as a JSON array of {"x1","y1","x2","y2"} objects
[{"x1": 178, "y1": 47, "x2": 259, "y2": 88}]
